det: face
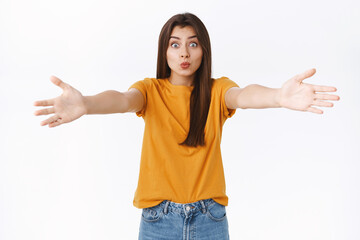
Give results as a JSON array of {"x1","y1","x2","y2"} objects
[{"x1": 166, "y1": 25, "x2": 203, "y2": 81}]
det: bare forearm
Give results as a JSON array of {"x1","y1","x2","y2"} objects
[
  {"x1": 236, "y1": 84, "x2": 281, "y2": 109},
  {"x1": 84, "y1": 90, "x2": 129, "y2": 114}
]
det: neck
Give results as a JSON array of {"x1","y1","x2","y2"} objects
[{"x1": 168, "y1": 72, "x2": 195, "y2": 87}]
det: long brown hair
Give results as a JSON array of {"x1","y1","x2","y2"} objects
[{"x1": 157, "y1": 12, "x2": 213, "y2": 147}]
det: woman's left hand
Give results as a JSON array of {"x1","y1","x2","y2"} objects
[{"x1": 278, "y1": 68, "x2": 340, "y2": 114}]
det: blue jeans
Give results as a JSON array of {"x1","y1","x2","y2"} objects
[{"x1": 138, "y1": 198, "x2": 230, "y2": 240}]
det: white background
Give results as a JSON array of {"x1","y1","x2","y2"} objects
[{"x1": 1, "y1": 0, "x2": 359, "y2": 239}]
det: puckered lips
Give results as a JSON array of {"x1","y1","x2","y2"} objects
[{"x1": 180, "y1": 62, "x2": 190, "y2": 69}]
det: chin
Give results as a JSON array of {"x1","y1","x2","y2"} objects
[{"x1": 172, "y1": 70, "x2": 195, "y2": 77}]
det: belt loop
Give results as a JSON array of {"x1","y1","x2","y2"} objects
[
  {"x1": 200, "y1": 200, "x2": 206, "y2": 214},
  {"x1": 163, "y1": 200, "x2": 170, "y2": 214}
]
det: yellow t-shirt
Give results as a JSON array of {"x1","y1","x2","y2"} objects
[{"x1": 129, "y1": 76, "x2": 239, "y2": 209}]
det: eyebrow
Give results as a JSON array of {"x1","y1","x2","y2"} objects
[{"x1": 169, "y1": 35, "x2": 198, "y2": 40}]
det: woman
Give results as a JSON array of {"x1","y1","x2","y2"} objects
[{"x1": 34, "y1": 12, "x2": 339, "y2": 240}]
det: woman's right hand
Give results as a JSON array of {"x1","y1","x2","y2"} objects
[{"x1": 34, "y1": 76, "x2": 87, "y2": 128}]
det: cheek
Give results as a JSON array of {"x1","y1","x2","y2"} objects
[
  {"x1": 166, "y1": 50, "x2": 176, "y2": 65},
  {"x1": 194, "y1": 47, "x2": 203, "y2": 57},
  {"x1": 194, "y1": 50, "x2": 203, "y2": 63}
]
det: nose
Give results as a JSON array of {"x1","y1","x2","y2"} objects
[{"x1": 180, "y1": 46, "x2": 190, "y2": 58}]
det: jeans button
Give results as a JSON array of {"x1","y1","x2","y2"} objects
[{"x1": 185, "y1": 206, "x2": 191, "y2": 211}]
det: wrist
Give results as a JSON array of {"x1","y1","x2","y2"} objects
[
  {"x1": 275, "y1": 88, "x2": 282, "y2": 108},
  {"x1": 83, "y1": 96, "x2": 90, "y2": 114}
]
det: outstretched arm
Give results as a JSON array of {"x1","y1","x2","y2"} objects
[
  {"x1": 34, "y1": 76, "x2": 144, "y2": 127},
  {"x1": 225, "y1": 68, "x2": 340, "y2": 114}
]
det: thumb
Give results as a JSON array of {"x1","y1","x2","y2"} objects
[
  {"x1": 293, "y1": 68, "x2": 316, "y2": 83},
  {"x1": 50, "y1": 75, "x2": 68, "y2": 90}
]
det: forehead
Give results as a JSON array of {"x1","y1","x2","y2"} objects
[{"x1": 170, "y1": 25, "x2": 196, "y2": 38}]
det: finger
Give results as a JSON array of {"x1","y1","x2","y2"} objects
[
  {"x1": 50, "y1": 76, "x2": 68, "y2": 90},
  {"x1": 314, "y1": 93, "x2": 340, "y2": 101},
  {"x1": 312, "y1": 100, "x2": 334, "y2": 108},
  {"x1": 34, "y1": 99, "x2": 55, "y2": 107},
  {"x1": 307, "y1": 107, "x2": 323, "y2": 114},
  {"x1": 313, "y1": 85, "x2": 337, "y2": 92},
  {"x1": 34, "y1": 107, "x2": 55, "y2": 116},
  {"x1": 294, "y1": 68, "x2": 316, "y2": 83},
  {"x1": 49, "y1": 119, "x2": 62, "y2": 128},
  {"x1": 40, "y1": 115, "x2": 60, "y2": 126}
]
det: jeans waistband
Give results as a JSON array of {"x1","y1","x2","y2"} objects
[{"x1": 158, "y1": 198, "x2": 215, "y2": 215}]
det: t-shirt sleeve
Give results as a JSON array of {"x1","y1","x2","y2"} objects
[
  {"x1": 217, "y1": 76, "x2": 240, "y2": 119},
  {"x1": 128, "y1": 78, "x2": 150, "y2": 118}
]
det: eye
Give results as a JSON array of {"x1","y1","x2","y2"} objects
[
  {"x1": 171, "y1": 43, "x2": 179, "y2": 48},
  {"x1": 189, "y1": 42, "x2": 198, "y2": 47}
]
